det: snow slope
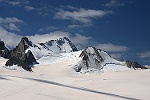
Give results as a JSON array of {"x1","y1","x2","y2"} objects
[
  {"x1": 0, "y1": 56, "x2": 150, "y2": 100},
  {"x1": 0, "y1": 37, "x2": 149, "y2": 100},
  {"x1": 73, "y1": 47, "x2": 130, "y2": 73},
  {"x1": 25, "y1": 37, "x2": 78, "y2": 60},
  {"x1": 19, "y1": 45, "x2": 130, "y2": 73}
]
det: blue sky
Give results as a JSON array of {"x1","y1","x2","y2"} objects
[{"x1": 0, "y1": 0, "x2": 150, "y2": 65}]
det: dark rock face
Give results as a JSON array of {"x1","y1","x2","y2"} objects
[
  {"x1": 5, "y1": 37, "x2": 37, "y2": 71},
  {"x1": 75, "y1": 47, "x2": 147, "y2": 73},
  {"x1": 0, "y1": 49, "x2": 11, "y2": 59},
  {"x1": 5, "y1": 50, "x2": 35, "y2": 71},
  {"x1": 0, "y1": 40, "x2": 7, "y2": 50},
  {"x1": 125, "y1": 60, "x2": 147, "y2": 69},
  {"x1": 63, "y1": 37, "x2": 78, "y2": 52},
  {"x1": 0, "y1": 40, "x2": 11, "y2": 59},
  {"x1": 75, "y1": 47, "x2": 103, "y2": 72}
]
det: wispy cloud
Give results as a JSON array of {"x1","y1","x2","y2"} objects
[
  {"x1": 95, "y1": 43, "x2": 128, "y2": 52},
  {"x1": 28, "y1": 31, "x2": 71, "y2": 44},
  {"x1": 38, "y1": 26, "x2": 59, "y2": 32},
  {"x1": 0, "y1": 27, "x2": 22, "y2": 48},
  {"x1": 70, "y1": 34, "x2": 92, "y2": 49},
  {"x1": 45, "y1": 26, "x2": 59, "y2": 31},
  {"x1": 24, "y1": 6, "x2": 35, "y2": 11},
  {"x1": 54, "y1": 7, "x2": 113, "y2": 24},
  {"x1": 110, "y1": 53, "x2": 124, "y2": 60},
  {"x1": 0, "y1": 25, "x2": 129, "y2": 59},
  {"x1": 67, "y1": 24, "x2": 91, "y2": 29},
  {"x1": 104, "y1": 0, "x2": 124, "y2": 8},
  {"x1": 0, "y1": 17, "x2": 23, "y2": 24},
  {"x1": 66, "y1": 6, "x2": 78, "y2": 10},
  {"x1": 0, "y1": 0, "x2": 30, "y2": 6},
  {"x1": 0, "y1": 17, "x2": 23, "y2": 32},
  {"x1": 95, "y1": 43, "x2": 128, "y2": 60},
  {"x1": 3, "y1": 23, "x2": 21, "y2": 32},
  {"x1": 137, "y1": 51, "x2": 150, "y2": 58},
  {"x1": 28, "y1": 32, "x2": 92, "y2": 49},
  {"x1": 0, "y1": 26, "x2": 92, "y2": 50},
  {"x1": 68, "y1": 24, "x2": 82, "y2": 29},
  {"x1": 5, "y1": 1, "x2": 21, "y2": 6},
  {"x1": 23, "y1": 5, "x2": 52, "y2": 16}
]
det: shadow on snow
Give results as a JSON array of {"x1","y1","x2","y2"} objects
[{"x1": 2, "y1": 75, "x2": 140, "y2": 100}]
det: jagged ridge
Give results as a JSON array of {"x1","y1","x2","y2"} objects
[
  {"x1": 5, "y1": 37, "x2": 37, "y2": 71},
  {"x1": 0, "y1": 37, "x2": 148, "y2": 72},
  {"x1": 42, "y1": 37, "x2": 78, "y2": 53},
  {"x1": 74, "y1": 47, "x2": 147, "y2": 73},
  {"x1": 0, "y1": 39, "x2": 11, "y2": 59}
]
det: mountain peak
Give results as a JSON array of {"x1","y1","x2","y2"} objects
[
  {"x1": 0, "y1": 39, "x2": 10, "y2": 59},
  {"x1": 22, "y1": 37, "x2": 29, "y2": 41},
  {"x1": 4, "y1": 37, "x2": 37, "y2": 71},
  {"x1": 20, "y1": 37, "x2": 33, "y2": 47},
  {"x1": 63, "y1": 37, "x2": 69, "y2": 41},
  {"x1": 42, "y1": 37, "x2": 78, "y2": 53},
  {"x1": 0, "y1": 39, "x2": 7, "y2": 50},
  {"x1": 74, "y1": 47, "x2": 104, "y2": 72}
]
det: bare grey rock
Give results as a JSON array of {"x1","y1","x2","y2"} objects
[
  {"x1": 0, "y1": 40, "x2": 11, "y2": 59},
  {"x1": 125, "y1": 60, "x2": 147, "y2": 69},
  {"x1": 5, "y1": 37, "x2": 37, "y2": 71}
]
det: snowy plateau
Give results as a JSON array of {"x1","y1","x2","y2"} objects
[{"x1": 0, "y1": 37, "x2": 150, "y2": 100}]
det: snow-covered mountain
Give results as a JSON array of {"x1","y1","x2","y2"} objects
[
  {"x1": 25, "y1": 37, "x2": 78, "y2": 59},
  {"x1": 0, "y1": 37, "x2": 147, "y2": 72},
  {"x1": 73, "y1": 47, "x2": 147, "y2": 73},
  {"x1": 43, "y1": 37, "x2": 78, "y2": 53},
  {"x1": 73, "y1": 47, "x2": 127, "y2": 73}
]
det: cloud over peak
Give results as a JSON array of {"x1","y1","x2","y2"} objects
[
  {"x1": 0, "y1": 27, "x2": 22, "y2": 48},
  {"x1": 0, "y1": 26, "x2": 92, "y2": 49}
]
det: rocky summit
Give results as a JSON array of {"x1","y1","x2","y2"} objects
[
  {"x1": 0, "y1": 40, "x2": 11, "y2": 59},
  {"x1": 0, "y1": 40, "x2": 7, "y2": 50},
  {"x1": 77, "y1": 47, "x2": 104, "y2": 72},
  {"x1": 5, "y1": 37, "x2": 37, "y2": 71},
  {"x1": 42, "y1": 37, "x2": 78, "y2": 53},
  {"x1": 1, "y1": 37, "x2": 78, "y2": 71},
  {"x1": 74, "y1": 47, "x2": 147, "y2": 73},
  {"x1": 125, "y1": 60, "x2": 147, "y2": 69}
]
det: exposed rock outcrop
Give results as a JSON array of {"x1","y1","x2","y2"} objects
[
  {"x1": 5, "y1": 37, "x2": 37, "y2": 71},
  {"x1": 0, "y1": 49, "x2": 11, "y2": 59},
  {"x1": 1, "y1": 37, "x2": 148, "y2": 73},
  {"x1": 0, "y1": 40, "x2": 7, "y2": 50},
  {"x1": 74, "y1": 47, "x2": 147, "y2": 73},
  {"x1": 125, "y1": 60, "x2": 147, "y2": 69},
  {"x1": 74, "y1": 47, "x2": 104, "y2": 72},
  {"x1": 0, "y1": 40, "x2": 11, "y2": 59},
  {"x1": 63, "y1": 37, "x2": 78, "y2": 52}
]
